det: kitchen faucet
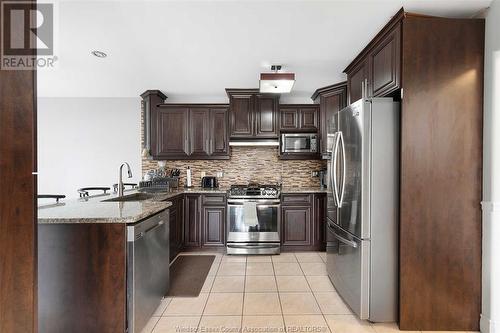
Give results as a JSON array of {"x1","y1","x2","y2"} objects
[{"x1": 118, "y1": 162, "x2": 133, "y2": 197}]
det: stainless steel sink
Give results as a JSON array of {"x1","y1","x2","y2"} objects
[{"x1": 102, "y1": 193, "x2": 155, "y2": 202}]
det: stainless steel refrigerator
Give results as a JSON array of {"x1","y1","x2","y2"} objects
[{"x1": 326, "y1": 98, "x2": 399, "y2": 322}]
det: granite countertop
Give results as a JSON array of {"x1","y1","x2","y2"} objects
[{"x1": 281, "y1": 187, "x2": 328, "y2": 194}]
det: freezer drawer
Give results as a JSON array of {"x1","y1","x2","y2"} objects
[{"x1": 326, "y1": 219, "x2": 369, "y2": 320}]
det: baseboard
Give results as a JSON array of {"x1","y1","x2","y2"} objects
[{"x1": 481, "y1": 314, "x2": 500, "y2": 333}]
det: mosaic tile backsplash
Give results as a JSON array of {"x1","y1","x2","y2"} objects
[{"x1": 142, "y1": 147, "x2": 327, "y2": 188}]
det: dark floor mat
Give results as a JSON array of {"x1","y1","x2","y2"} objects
[{"x1": 167, "y1": 255, "x2": 215, "y2": 297}]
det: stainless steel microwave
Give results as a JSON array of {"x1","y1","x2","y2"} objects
[{"x1": 281, "y1": 133, "x2": 318, "y2": 153}]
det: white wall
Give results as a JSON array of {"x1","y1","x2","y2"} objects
[
  {"x1": 482, "y1": 0, "x2": 500, "y2": 332},
  {"x1": 37, "y1": 97, "x2": 142, "y2": 199}
]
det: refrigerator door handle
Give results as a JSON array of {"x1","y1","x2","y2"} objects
[
  {"x1": 339, "y1": 131, "x2": 346, "y2": 208},
  {"x1": 328, "y1": 225, "x2": 358, "y2": 249},
  {"x1": 331, "y1": 132, "x2": 341, "y2": 207}
]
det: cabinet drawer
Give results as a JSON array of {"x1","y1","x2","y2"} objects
[
  {"x1": 202, "y1": 194, "x2": 226, "y2": 205},
  {"x1": 281, "y1": 194, "x2": 312, "y2": 205}
]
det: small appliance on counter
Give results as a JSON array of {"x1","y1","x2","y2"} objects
[
  {"x1": 201, "y1": 176, "x2": 219, "y2": 188},
  {"x1": 318, "y1": 169, "x2": 327, "y2": 189}
]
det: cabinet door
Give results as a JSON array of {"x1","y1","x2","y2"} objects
[
  {"x1": 202, "y1": 206, "x2": 226, "y2": 247},
  {"x1": 370, "y1": 25, "x2": 401, "y2": 97},
  {"x1": 210, "y1": 108, "x2": 229, "y2": 157},
  {"x1": 230, "y1": 95, "x2": 253, "y2": 138},
  {"x1": 299, "y1": 107, "x2": 319, "y2": 131},
  {"x1": 280, "y1": 108, "x2": 299, "y2": 131},
  {"x1": 155, "y1": 108, "x2": 189, "y2": 158},
  {"x1": 313, "y1": 194, "x2": 326, "y2": 246},
  {"x1": 189, "y1": 108, "x2": 210, "y2": 157},
  {"x1": 184, "y1": 195, "x2": 201, "y2": 247},
  {"x1": 347, "y1": 60, "x2": 369, "y2": 104},
  {"x1": 320, "y1": 86, "x2": 347, "y2": 155},
  {"x1": 255, "y1": 95, "x2": 278, "y2": 138},
  {"x1": 282, "y1": 206, "x2": 312, "y2": 246}
]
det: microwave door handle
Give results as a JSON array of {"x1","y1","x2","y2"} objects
[
  {"x1": 338, "y1": 131, "x2": 346, "y2": 208},
  {"x1": 331, "y1": 132, "x2": 341, "y2": 207},
  {"x1": 281, "y1": 135, "x2": 285, "y2": 153}
]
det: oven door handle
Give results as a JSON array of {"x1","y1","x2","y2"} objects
[
  {"x1": 227, "y1": 244, "x2": 280, "y2": 249},
  {"x1": 227, "y1": 199, "x2": 281, "y2": 205}
]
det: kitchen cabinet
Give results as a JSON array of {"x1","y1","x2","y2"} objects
[
  {"x1": 226, "y1": 89, "x2": 279, "y2": 139},
  {"x1": 343, "y1": 8, "x2": 483, "y2": 331},
  {"x1": 347, "y1": 59, "x2": 369, "y2": 104},
  {"x1": 279, "y1": 105, "x2": 319, "y2": 132},
  {"x1": 184, "y1": 194, "x2": 201, "y2": 247},
  {"x1": 311, "y1": 82, "x2": 347, "y2": 157},
  {"x1": 169, "y1": 195, "x2": 184, "y2": 262},
  {"x1": 281, "y1": 193, "x2": 324, "y2": 250},
  {"x1": 145, "y1": 102, "x2": 230, "y2": 160},
  {"x1": 202, "y1": 206, "x2": 225, "y2": 247}
]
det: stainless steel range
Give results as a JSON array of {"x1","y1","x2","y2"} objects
[{"x1": 226, "y1": 184, "x2": 281, "y2": 255}]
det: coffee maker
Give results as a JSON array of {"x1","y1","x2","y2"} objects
[{"x1": 318, "y1": 169, "x2": 327, "y2": 189}]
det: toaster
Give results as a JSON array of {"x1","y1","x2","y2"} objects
[{"x1": 201, "y1": 176, "x2": 219, "y2": 188}]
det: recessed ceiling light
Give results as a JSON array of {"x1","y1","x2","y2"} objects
[{"x1": 91, "y1": 50, "x2": 107, "y2": 58}]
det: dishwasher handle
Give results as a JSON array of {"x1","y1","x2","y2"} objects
[{"x1": 127, "y1": 211, "x2": 168, "y2": 242}]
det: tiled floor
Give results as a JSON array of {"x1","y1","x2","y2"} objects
[{"x1": 142, "y1": 251, "x2": 477, "y2": 333}]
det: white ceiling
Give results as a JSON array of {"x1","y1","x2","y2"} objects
[{"x1": 38, "y1": 0, "x2": 492, "y2": 103}]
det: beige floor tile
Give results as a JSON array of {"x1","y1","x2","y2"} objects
[
  {"x1": 276, "y1": 275, "x2": 311, "y2": 292},
  {"x1": 141, "y1": 316, "x2": 160, "y2": 333},
  {"x1": 198, "y1": 316, "x2": 242, "y2": 332},
  {"x1": 299, "y1": 263, "x2": 327, "y2": 276},
  {"x1": 246, "y1": 262, "x2": 274, "y2": 276},
  {"x1": 242, "y1": 315, "x2": 285, "y2": 332},
  {"x1": 283, "y1": 315, "x2": 330, "y2": 333},
  {"x1": 247, "y1": 255, "x2": 272, "y2": 262},
  {"x1": 245, "y1": 275, "x2": 277, "y2": 292},
  {"x1": 208, "y1": 261, "x2": 222, "y2": 276},
  {"x1": 204, "y1": 293, "x2": 244, "y2": 315},
  {"x1": 318, "y1": 252, "x2": 327, "y2": 262},
  {"x1": 294, "y1": 252, "x2": 324, "y2": 263},
  {"x1": 217, "y1": 262, "x2": 246, "y2": 276},
  {"x1": 279, "y1": 292, "x2": 321, "y2": 315},
  {"x1": 201, "y1": 276, "x2": 215, "y2": 293},
  {"x1": 272, "y1": 253, "x2": 298, "y2": 263},
  {"x1": 314, "y1": 292, "x2": 352, "y2": 315},
  {"x1": 371, "y1": 322, "x2": 419, "y2": 333},
  {"x1": 274, "y1": 262, "x2": 303, "y2": 276},
  {"x1": 222, "y1": 255, "x2": 247, "y2": 263},
  {"x1": 306, "y1": 276, "x2": 335, "y2": 292},
  {"x1": 154, "y1": 298, "x2": 173, "y2": 316},
  {"x1": 164, "y1": 293, "x2": 209, "y2": 316},
  {"x1": 324, "y1": 314, "x2": 374, "y2": 333},
  {"x1": 243, "y1": 292, "x2": 282, "y2": 315},
  {"x1": 153, "y1": 316, "x2": 201, "y2": 333},
  {"x1": 211, "y1": 276, "x2": 245, "y2": 293}
]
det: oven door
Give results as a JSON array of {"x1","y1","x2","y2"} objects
[
  {"x1": 227, "y1": 199, "x2": 280, "y2": 243},
  {"x1": 281, "y1": 134, "x2": 314, "y2": 153}
]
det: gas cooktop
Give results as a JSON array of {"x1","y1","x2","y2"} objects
[{"x1": 228, "y1": 184, "x2": 281, "y2": 199}]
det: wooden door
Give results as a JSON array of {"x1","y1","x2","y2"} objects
[
  {"x1": 189, "y1": 108, "x2": 210, "y2": 158},
  {"x1": 229, "y1": 94, "x2": 253, "y2": 138},
  {"x1": 184, "y1": 195, "x2": 201, "y2": 247},
  {"x1": 347, "y1": 59, "x2": 369, "y2": 104},
  {"x1": 319, "y1": 85, "x2": 347, "y2": 155},
  {"x1": 0, "y1": 6, "x2": 37, "y2": 330},
  {"x1": 280, "y1": 108, "x2": 299, "y2": 131},
  {"x1": 369, "y1": 24, "x2": 401, "y2": 97},
  {"x1": 299, "y1": 107, "x2": 319, "y2": 131},
  {"x1": 202, "y1": 206, "x2": 226, "y2": 247},
  {"x1": 255, "y1": 95, "x2": 278, "y2": 137},
  {"x1": 281, "y1": 206, "x2": 312, "y2": 246},
  {"x1": 210, "y1": 108, "x2": 229, "y2": 157},
  {"x1": 155, "y1": 107, "x2": 189, "y2": 158}
]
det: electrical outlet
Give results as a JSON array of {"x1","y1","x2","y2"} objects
[
  {"x1": 311, "y1": 171, "x2": 319, "y2": 177},
  {"x1": 216, "y1": 171, "x2": 224, "y2": 178}
]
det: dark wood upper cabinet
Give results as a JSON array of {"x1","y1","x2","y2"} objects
[
  {"x1": 279, "y1": 105, "x2": 319, "y2": 132},
  {"x1": 369, "y1": 23, "x2": 401, "y2": 97},
  {"x1": 311, "y1": 82, "x2": 347, "y2": 157},
  {"x1": 226, "y1": 89, "x2": 279, "y2": 139},
  {"x1": 255, "y1": 95, "x2": 279, "y2": 137},
  {"x1": 210, "y1": 108, "x2": 229, "y2": 156},
  {"x1": 189, "y1": 108, "x2": 210, "y2": 158},
  {"x1": 347, "y1": 59, "x2": 369, "y2": 104},
  {"x1": 144, "y1": 99, "x2": 230, "y2": 160},
  {"x1": 155, "y1": 107, "x2": 189, "y2": 158}
]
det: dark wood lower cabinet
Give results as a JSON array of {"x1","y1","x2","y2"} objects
[
  {"x1": 281, "y1": 193, "x2": 325, "y2": 251},
  {"x1": 184, "y1": 194, "x2": 202, "y2": 247},
  {"x1": 202, "y1": 206, "x2": 226, "y2": 247},
  {"x1": 169, "y1": 195, "x2": 184, "y2": 262}
]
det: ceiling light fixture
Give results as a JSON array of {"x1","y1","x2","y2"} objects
[
  {"x1": 259, "y1": 65, "x2": 295, "y2": 93},
  {"x1": 91, "y1": 50, "x2": 107, "y2": 58}
]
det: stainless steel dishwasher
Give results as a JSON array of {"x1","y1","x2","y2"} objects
[{"x1": 127, "y1": 210, "x2": 169, "y2": 333}]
